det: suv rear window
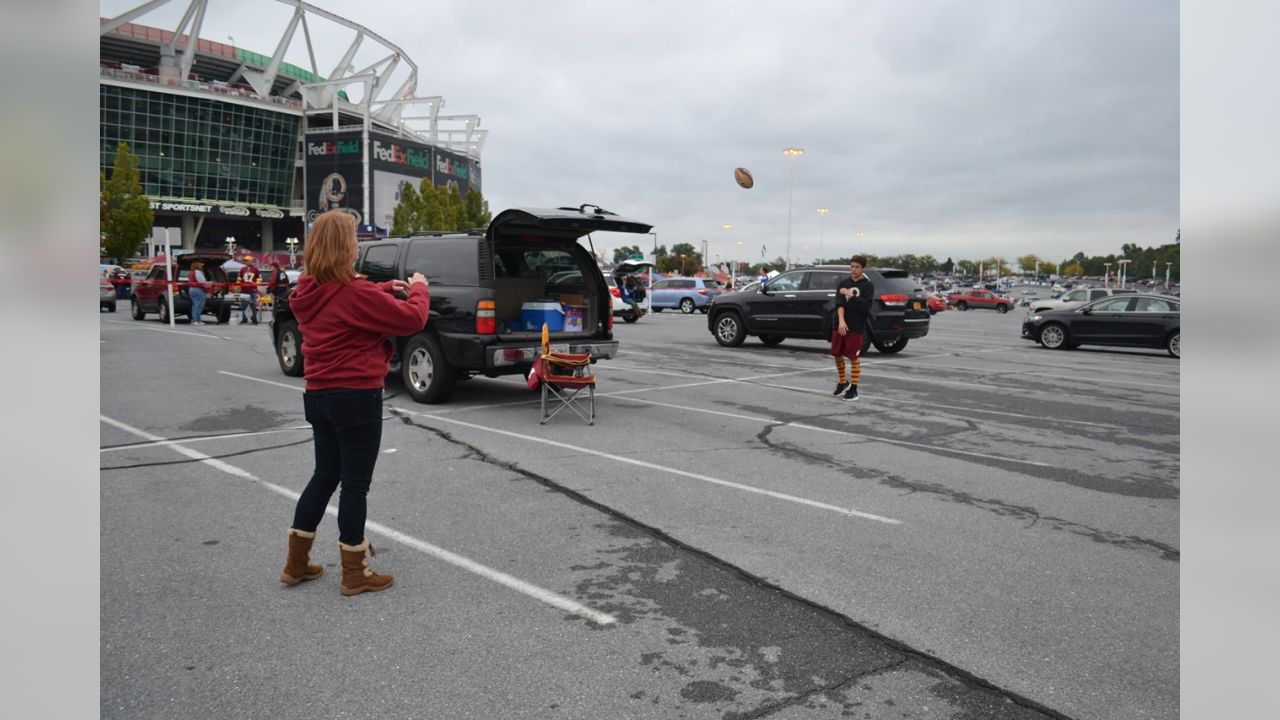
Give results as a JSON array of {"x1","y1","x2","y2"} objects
[
  {"x1": 361, "y1": 244, "x2": 400, "y2": 282},
  {"x1": 870, "y1": 270, "x2": 920, "y2": 295},
  {"x1": 406, "y1": 238, "x2": 479, "y2": 286}
]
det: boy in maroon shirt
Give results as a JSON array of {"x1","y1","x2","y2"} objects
[{"x1": 832, "y1": 256, "x2": 874, "y2": 401}]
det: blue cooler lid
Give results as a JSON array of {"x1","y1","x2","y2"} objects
[{"x1": 522, "y1": 301, "x2": 564, "y2": 312}]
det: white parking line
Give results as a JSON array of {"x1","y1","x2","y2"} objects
[
  {"x1": 101, "y1": 424, "x2": 313, "y2": 452},
  {"x1": 104, "y1": 319, "x2": 223, "y2": 339},
  {"x1": 219, "y1": 370, "x2": 304, "y2": 392},
  {"x1": 98, "y1": 414, "x2": 618, "y2": 626},
  {"x1": 393, "y1": 409, "x2": 902, "y2": 525}
]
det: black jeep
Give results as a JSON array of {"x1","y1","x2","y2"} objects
[
  {"x1": 270, "y1": 205, "x2": 653, "y2": 403},
  {"x1": 706, "y1": 265, "x2": 930, "y2": 353}
]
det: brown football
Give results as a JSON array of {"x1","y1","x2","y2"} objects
[{"x1": 734, "y1": 167, "x2": 754, "y2": 189}]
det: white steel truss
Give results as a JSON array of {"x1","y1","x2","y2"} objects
[{"x1": 100, "y1": 0, "x2": 484, "y2": 159}]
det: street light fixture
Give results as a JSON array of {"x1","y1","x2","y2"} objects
[
  {"x1": 782, "y1": 147, "x2": 804, "y2": 270},
  {"x1": 285, "y1": 237, "x2": 300, "y2": 268},
  {"x1": 1103, "y1": 262, "x2": 1112, "y2": 288},
  {"x1": 1165, "y1": 261, "x2": 1173, "y2": 289},
  {"x1": 816, "y1": 208, "x2": 829, "y2": 263},
  {"x1": 1116, "y1": 259, "x2": 1131, "y2": 289},
  {"x1": 225, "y1": 236, "x2": 237, "y2": 257}
]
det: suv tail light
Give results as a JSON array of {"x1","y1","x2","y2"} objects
[
  {"x1": 605, "y1": 306, "x2": 613, "y2": 331},
  {"x1": 610, "y1": 287, "x2": 621, "y2": 298},
  {"x1": 476, "y1": 300, "x2": 496, "y2": 335},
  {"x1": 697, "y1": 289, "x2": 708, "y2": 296},
  {"x1": 880, "y1": 294, "x2": 909, "y2": 307}
]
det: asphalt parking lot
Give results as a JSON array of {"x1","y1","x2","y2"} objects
[{"x1": 99, "y1": 301, "x2": 1178, "y2": 720}]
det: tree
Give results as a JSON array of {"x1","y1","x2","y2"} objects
[
  {"x1": 1017, "y1": 254, "x2": 1040, "y2": 275},
  {"x1": 1062, "y1": 262, "x2": 1085, "y2": 276},
  {"x1": 1037, "y1": 261, "x2": 1057, "y2": 276},
  {"x1": 100, "y1": 141, "x2": 153, "y2": 260},
  {"x1": 942, "y1": 257, "x2": 954, "y2": 274},
  {"x1": 611, "y1": 245, "x2": 642, "y2": 265},
  {"x1": 390, "y1": 180, "x2": 493, "y2": 233},
  {"x1": 657, "y1": 242, "x2": 704, "y2": 275}
]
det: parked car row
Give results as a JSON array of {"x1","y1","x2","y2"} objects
[{"x1": 1022, "y1": 293, "x2": 1180, "y2": 357}]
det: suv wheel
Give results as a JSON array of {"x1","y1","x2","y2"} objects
[
  {"x1": 759, "y1": 335, "x2": 785, "y2": 346},
  {"x1": 1167, "y1": 331, "x2": 1180, "y2": 358},
  {"x1": 679, "y1": 298, "x2": 696, "y2": 314},
  {"x1": 217, "y1": 307, "x2": 232, "y2": 325},
  {"x1": 713, "y1": 312, "x2": 748, "y2": 347},
  {"x1": 158, "y1": 298, "x2": 170, "y2": 324},
  {"x1": 130, "y1": 297, "x2": 145, "y2": 320},
  {"x1": 873, "y1": 336, "x2": 908, "y2": 354},
  {"x1": 403, "y1": 333, "x2": 456, "y2": 403},
  {"x1": 956, "y1": 301, "x2": 968, "y2": 311},
  {"x1": 996, "y1": 304, "x2": 1008, "y2": 314},
  {"x1": 277, "y1": 320, "x2": 304, "y2": 376},
  {"x1": 1038, "y1": 323, "x2": 1068, "y2": 349},
  {"x1": 622, "y1": 310, "x2": 639, "y2": 323}
]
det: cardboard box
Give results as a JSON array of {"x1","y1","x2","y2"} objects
[
  {"x1": 562, "y1": 305, "x2": 584, "y2": 332},
  {"x1": 558, "y1": 292, "x2": 584, "y2": 306}
]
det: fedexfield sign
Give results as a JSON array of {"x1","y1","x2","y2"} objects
[
  {"x1": 306, "y1": 139, "x2": 361, "y2": 157},
  {"x1": 371, "y1": 139, "x2": 431, "y2": 170}
]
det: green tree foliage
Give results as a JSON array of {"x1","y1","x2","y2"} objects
[
  {"x1": 1062, "y1": 262, "x2": 1085, "y2": 276},
  {"x1": 657, "y1": 242, "x2": 704, "y2": 274},
  {"x1": 100, "y1": 142, "x2": 154, "y2": 260},
  {"x1": 611, "y1": 245, "x2": 642, "y2": 265},
  {"x1": 1017, "y1": 254, "x2": 1040, "y2": 274},
  {"x1": 1037, "y1": 261, "x2": 1057, "y2": 276},
  {"x1": 390, "y1": 180, "x2": 492, "y2": 234}
]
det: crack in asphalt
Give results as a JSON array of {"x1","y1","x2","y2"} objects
[
  {"x1": 99, "y1": 437, "x2": 314, "y2": 471},
  {"x1": 389, "y1": 408, "x2": 1078, "y2": 720},
  {"x1": 752, "y1": 426, "x2": 1179, "y2": 562}
]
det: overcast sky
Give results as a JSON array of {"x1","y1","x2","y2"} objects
[{"x1": 102, "y1": 0, "x2": 1178, "y2": 266}]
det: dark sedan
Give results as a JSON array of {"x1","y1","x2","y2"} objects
[{"x1": 1021, "y1": 294, "x2": 1180, "y2": 358}]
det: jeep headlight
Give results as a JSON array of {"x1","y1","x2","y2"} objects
[{"x1": 1030, "y1": 314, "x2": 1043, "y2": 322}]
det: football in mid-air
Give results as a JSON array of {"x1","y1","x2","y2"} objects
[{"x1": 734, "y1": 167, "x2": 754, "y2": 189}]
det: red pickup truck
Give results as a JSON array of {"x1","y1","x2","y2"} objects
[{"x1": 946, "y1": 288, "x2": 1014, "y2": 313}]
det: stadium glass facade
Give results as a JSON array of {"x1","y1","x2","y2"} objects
[{"x1": 99, "y1": 85, "x2": 299, "y2": 208}]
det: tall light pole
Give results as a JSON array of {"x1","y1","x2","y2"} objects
[
  {"x1": 1152, "y1": 260, "x2": 1157, "y2": 282},
  {"x1": 224, "y1": 236, "x2": 237, "y2": 257},
  {"x1": 285, "y1": 237, "x2": 299, "y2": 268},
  {"x1": 1103, "y1": 262, "x2": 1112, "y2": 288},
  {"x1": 1116, "y1": 259, "x2": 1131, "y2": 289},
  {"x1": 722, "y1": 224, "x2": 735, "y2": 287},
  {"x1": 816, "y1": 207, "x2": 829, "y2": 263},
  {"x1": 782, "y1": 147, "x2": 804, "y2": 270},
  {"x1": 1165, "y1": 261, "x2": 1173, "y2": 290}
]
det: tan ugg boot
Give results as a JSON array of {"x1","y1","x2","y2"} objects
[
  {"x1": 339, "y1": 539, "x2": 394, "y2": 596},
  {"x1": 279, "y1": 528, "x2": 324, "y2": 586}
]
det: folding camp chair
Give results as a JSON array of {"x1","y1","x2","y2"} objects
[{"x1": 534, "y1": 323, "x2": 596, "y2": 425}]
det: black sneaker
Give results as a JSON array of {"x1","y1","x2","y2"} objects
[
  {"x1": 832, "y1": 383, "x2": 849, "y2": 396},
  {"x1": 842, "y1": 385, "x2": 860, "y2": 401}
]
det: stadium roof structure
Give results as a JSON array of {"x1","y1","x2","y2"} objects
[{"x1": 100, "y1": 0, "x2": 485, "y2": 159}]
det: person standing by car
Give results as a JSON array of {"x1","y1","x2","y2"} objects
[
  {"x1": 269, "y1": 262, "x2": 291, "y2": 299},
  {"x1": 238, "y1": 264, "x2": 260, "y2": 325},
  {"x1": 279, "y1": 210, "x2": 430, "y2": 597},
  {"x1": 832, "y1": 255, "x2": 874, "y2": 401},
  {"x1": 188, "y1": 260, "x2": 209, "y2": 325}
]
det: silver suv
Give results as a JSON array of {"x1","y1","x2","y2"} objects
[{"x1": 1028, "y1": 286, "x2": 1135, "y2": 314}]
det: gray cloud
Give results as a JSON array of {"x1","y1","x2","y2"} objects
[{"x1": 102, "y1": 0, "x2": 1178, "y2": 265}]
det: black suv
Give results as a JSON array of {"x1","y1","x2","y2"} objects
[
  {"x1": 706, "y1": 265, "x2": 930, "y2": 353},
  {"x1": 270, "y1": 205, "x2": 653, "y2": 403}
]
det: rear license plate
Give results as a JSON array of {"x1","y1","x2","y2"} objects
[
  {"x1": 550, "y1": 344, "x2": 571, "y2": 354},
  {"x1": 913, "y1": 302, "x2": 922, "y2": 310}
]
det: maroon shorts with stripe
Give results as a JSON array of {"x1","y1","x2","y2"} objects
[{"x1": 830, "y1": 328, "x2": 863, "y2": 358}]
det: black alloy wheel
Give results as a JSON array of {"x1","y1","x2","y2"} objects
[
  {"x1": 130, "y1": 297, "x2": 145, "y2": 320},
  {"x1": 872, "y1": 336, "x2": 909, "y2": 354},
  {"x1": 956, "y1": 301, "x2": 968, "y2": 311},
  {"x1": 996, "y1": 304, "x2": 1009, "y2": 314},
  {"x1": 277, "y1": 320, "x2": 304, "y2": 376},
  {"x1": 402, "y1": 333, "x2": 456, "y2": 403},
  {"x1": 713, "y1": 312, "x2": 748, "y2": 347},
  {"x1": 158, "y1": 297, "x2": 170, "y2": 324},
  {"x1": 1038, "y1": 323, "x2": 1068, "y2": 349}
]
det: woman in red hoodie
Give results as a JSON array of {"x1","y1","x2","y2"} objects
[{"x1": 279, "y1": 210, "x2": 429, "y2": 596}]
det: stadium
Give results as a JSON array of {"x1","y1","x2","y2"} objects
[{"x1": 100, "y1": 0, "x2": 485, "y2": 257}]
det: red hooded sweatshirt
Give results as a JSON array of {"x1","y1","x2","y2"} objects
[{"x1": 290, "y1": 275, "x2": 430, "y2": 391}]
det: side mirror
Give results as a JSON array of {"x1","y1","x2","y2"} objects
[
  {"x1": 759, "y1": 283, "x2": 772, "y2": 295},
  {"x1": 1080, "y1": 307, "x2": 1092, "y2": 315}
]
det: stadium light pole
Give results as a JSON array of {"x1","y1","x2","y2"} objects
[
  {"x1": 1116, "y1": 259, "x2": 1130, "y2": 289},
  {"x1": 782, "y1": 147, "x2": 804, "y2": 270},
  {"x1": 285, "y1": 237, "x2": 299, "y2": 268},
  {"x1": 225, "y1": 236, "x2": 236, "y2": 257},
  {"x1": 1165, "y1": 261, "x2": 1173, "y2": 289},
  {"x1": 816, "y1": 207, "x2": 829, "y2": 263},
  {"x1": 1103, "y1": 262, "x2": 1112, "y2": 288}
]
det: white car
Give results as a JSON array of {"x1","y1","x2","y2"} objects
[{"x1": 1027, "y1": 287, "x2": 1136, "y2": 314}]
